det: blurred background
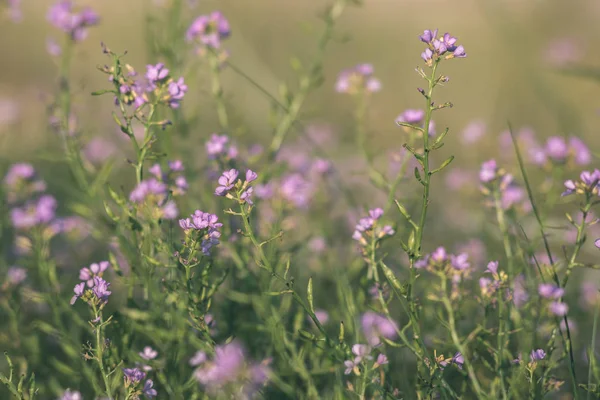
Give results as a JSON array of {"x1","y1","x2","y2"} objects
[{"x1": 1, "y1": 0, "x2": 600, "y2": 159}]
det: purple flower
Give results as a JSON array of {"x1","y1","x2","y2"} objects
[
  {"x1": 361, "y1": 312, "x2": 398, "y2": 346},
  {"x1": 279, "y1": 173, "x2": 313, "y2": 208},
  {"x1": 6, "y1": 267, "x2": 27, "y2": 286},
  {"x1": 167, "y1": 77, "x2": 187, "y2": 108},
  {"x1": 205, "y1": 134, "x2": 232, "y2": 159},
  {"x1": 194, "y1": 341, "x2": 245, "y2": 388},
  {"x1": 486, "y1": 261, "x2": 499, "y2": 275},
  {"x1": 376, "y1": 353, "x2": 389, "y2": 366},
  {"x1": 538, "y1": 283, "x2": 564, "y2": 299},
  {"x1": 59, "y1": 389, "x2": 82, "y2": 400},
  {"x1": 187, "y1": 11, "x2": 230, "y2": 48},
  {"x1": 92, "y1": 277, "x2": 111, "y2": 303},
  {"x1": 352, "y1": 344, "x2": 373, "y2": 363},
  {"x1": 595, "y1": 238, "x2": 600, "y2": 248},
  {"x1": 79, "y1": 261, "x2": 110, "y2": 287},
  {"x1": 396, "y1": 109, "x2": 425, "y2": 125},
  {"x1": 450, "y1": 253, "x2": 470, "y2": 271},
  {"x1": 240, "y1": 187, "x2": 254, "y2": 205},
  {"x1": 129, "y1": 179, "x2": 168, "y2": 202},
  {"x1": 3, "y1": 163, "x2": 36, "y2": 186},
  {"x1": 215, "y1": 169, "x2": 239, "y2": 196},
  {"x1": 529, "y1": 349, "x2": 546, "y2": 361},
  {"x1": 309, "y1": 310, "x2": 329, "y2": 325},
  {"x1": 549, "y1": 301, "x2": 568, "y2": 316},
  {"x1": 545, "y1": 136, "x2": 569, "y2": 162},
  {"x1": 123, "y1": 368, "x2": 146, "y2": 386},
  {"x1": 190, "y1": 351, "x2": 207, "y2": 366},
  {"x1": 146, "y1": 63, "x2": 169, "y2": 83},
  {"x1": 419, "y1": 29, "x2": 438, "y2": 44},
  {"x1": 143, "y1": 379, "x2": 157, "y2": 398},
  {"x1": 335, "y1": 64, "x2": 381, "y2": 95},
  {"x1": 139, "y1": 346, "x2": 158, "y2": 360},
  {"x1": 343, "y1": 359, "x2": 357, "y2": 375},
  {"x1": 562, "y1": 169, "x2": 600, "y2": 197},
  {"x1": 567, "y1": 136, "x2": 591, "y2": 165},
  {"x1": 245, "y1": 170, "x2": 258, "y2": 183},
  {"x1": 461, "y1": 120, "x2": 486, "y2": 144},
  {"x1": 70, "y1": 282, "x2": 85, "y2": 305},
  {"x1": 513, "y1": 275, "x2": 529, "y2": 308},
  {"x1": 10, "y1": 195, "x2": 58, "y2": 230},
  {"x1": 47, "y1": 1, "x2": 99, "y2": 41},
  {"x1": 431, "y1": 247, "x2": 447, "y2": 263},
  {"x1": 479, "y1": 159, "x2": 498, "y2": 183}
]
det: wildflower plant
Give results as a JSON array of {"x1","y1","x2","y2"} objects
[{"x1": 3, "y1": 2, "x2": 600, "y2": 400}]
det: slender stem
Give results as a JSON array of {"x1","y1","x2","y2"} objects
[
  {"x1": 92, "y1": 306, "x2": 112, "y2": 399},
  {"x1": 588, "y1": 293, "x2": 600, "y2": 400},
  {"x1": 207, "y1": 50, "x2": 229, "y2": 132},
  {"x1": 440, "y1": 275, "x2": 485, "y2": 398}
]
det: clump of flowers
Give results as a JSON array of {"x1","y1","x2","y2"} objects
[
  {"x1": 3, "y1": 163, "x2": 46, "y2": 204},
  {"x1": 538, "y1": 283, "x2": 569, "y2": 316},
  {"x1": 122, "y1": 367, "x2": 157, "y2": 399},
  {"x1": 352, "y1": 208, "x2": 394, "y2": 249},
  {"x1": 419, "y1": 29, "x2": 466, "y2": 66},
  {"x1": 360, "y1": 311, "x2": 398, "y2": 346},
  {"x1": 205, "y1": 133, "x2": 238, "y2": 161},
  {"x1": 562, "y1": 169, "x2": 600, "y2": 197},
  {"x1": 478, "y1": 261, "x2": 507, "y2": 300},
  {"x1": 192, "y1": 341, "x2": 270, "y2": 397},
  {"x1": 70, "y1": 276, "x2": 111, "y2": 306},
  {"x1": 148, "y1": 160, "x2": 188, "y2": 196},
  {"x1": 179, "y1": 210, "x2": 223, "y2": 256},
  {"x1": 79, "y1": 261, "x2": 110, "y2": 287},
  {"x1": 335, "y1": 63, "x2": 381, "y2": 95},
  {"x1": 47, "y1": 0, "x2": 99, "y2": 43},
  {"x1": 527, "y1": 135, "x2": 591, "y2": 167},
  {"x1": 437, "y1": 351, "x2": 464, "y2": 370},
  {"x1": 479, "y1": 159, "x2": 528, "y2": 211},
  {"x1": 215, "y1": 169, "x2": 257, "y2": 206}
]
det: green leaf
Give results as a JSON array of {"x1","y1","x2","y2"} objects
[{"x1": 307, "y1": 277, "x2": 315, "y2": 314}]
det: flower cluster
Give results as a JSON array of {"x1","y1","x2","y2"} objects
[
  {"x1": 192, "y1": 341, "x2": 270, "y2": 397},
  {"x1": 343, "y1": 344, "x2": 388, "y2": 376},
  {"x1": 479, "y1": 160, "x2": 527, "y2": 211},
  {"x1": 205, "y1": 133, "x2": 238, "y2": 161},
  {"x1": 3, "y1": 163, "x2": 46, "y2": 204},
  {"x1": 352, "y1": 208, "x2": 394, "y2": 248},
  {"x1": 79, "y1": 261, "x2": 110, "y2": 288},
  {"x1": 123, "y1": 367, "x2": 157, "y2": 399},
  {"x1": 148, "y1": 160, "x2": 188, "y2": 196},
  {"x1": 415, "y1": 246, "x2": 471, "y2": 273},
  {"x1": 107, "y1": 61, "x2": 187, "y2": 110},
  {"x1": 395, "y1": 108, "x2": 436, "y2": 136},
  {"x1": 361, "y1": 311, "x2": 398, "y2": 346},
  {"x1": 215, "y1": 169, "x2": 258, "y2": 205},
  {"x1": 527, "y1": 135, "x2": 591, "y2": 167},
  {"x1": 47, "y1": 0, "x2": 99, "y2": 42},
  {"x1": 70, "y1": 276, "x2": 112, "y2": 306},
  {"x1": 562, "y1": 169, "x2": 600, "y2": 197},
  {"x1": 538, "y1": 283, "x2": 568, "y2": 316},
  {"x1": 419, "y1": 29, "x2": 466, "y2": 66},
  {"x1": 187, "y1": 11, "x2": 231, "y2": 50},
  {"x1": 335, "y1": 63, "x2": 381, "y2": 95},
  {"x1": 179, "y1": 210, "x2": 223, "y2": 256},
  {"x1": 479, "y1": 261, "x2": 507, "y2": 299},
  {"x1": 438, "y1": 352, "x2": 464, "y2": 370}
]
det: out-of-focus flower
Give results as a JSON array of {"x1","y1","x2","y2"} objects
[
  {"x1": 461, "y1": 120, "x2": 486, "y2": 144},
  {"x1": 538, "y1": 283, "x2": 564, "y2": 299},
  {"x1": 10, "y1": 195, "x2": 57, "y2": 230},
  {"x1": 335, "y1": 63, "x2": 381, "y2": 95},
  {"x1": 352, "y1": 208, "x2": 394, "y2": 248},
  {"x1": 190, "y1": 351, "x2": 207, "y2": 367},
  {"x1": 70, "y1": 282, "x2": 85, "y2": 305},
  {"x1": 47, "y1": 1, "x2": 99, "y2": 42},
  {"x1": 544, "y1": 37, "x2": 583, "y2": 67},
  {"x1": 139, "y1": 346, "x2": 158, "y2": 360},
  {"x1": 361, "y1": 311, "x2": 398, "y2": 346},
  {"x1": 562, "y1": 169, "x2": 600, "y2": 197},
  {"x1": 6, "y1": 267, "x2": 27, "y2": 286},
  {"x1": 83, "y1": 137, "x2": 117, "y2": 165},
  {"x1": 530, "y1": 349, "x2": 546, "y2": 361},
  {"x1": 143, "y1": 380, "x2": 158, "y2": 398},
  {"x1": 187, "y1": 11, "x2": 230, "y2": 49},
  {"x1": 59, "y1": 389, "x2": 82, "y2": 400},
  {"x1": 549, "y1": 301, "x2": 568, "y2": 316},
  {"x1": 123, "y1": 367, "x2": 146, "y2": 387}
]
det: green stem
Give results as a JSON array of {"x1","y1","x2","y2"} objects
[
  {"x1": 208, "y1": 50, "x2": 229, "y2": 132},
  {"x1": 440, "y1": 275, "x2": 485, "y2": 398},
  {"x1": 92, "y1": 306, "x2": 112, "y2": 399},
  {"x1": 588, "y1": 293, "x2": 600, "y2": 400}
]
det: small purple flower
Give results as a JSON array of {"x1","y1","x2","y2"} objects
[
  {"x1": 486, "y1": 261, "x2": 499, "y2": 276},
  {"x1": 79, "y1": 261, "x2": 110, "y2": 287},
  {"x1": 310, "y1": 310, "x2": 329, "y2": 325},
  {"x1": 479, "y1": 159, "x2": 498, "y2": 183},
  {"x1": 245, "y1": 170, "x2": 258, "y2": 183},
  {"x1": 335, "y1": 64, "x2": 381, "y2": 94},
  {"x1": 419, "y1": 29, "x2": 438, "y2": 44},
  {"x1": 70, "y1": 282, "x2": 85, "y2": 305},
  {"x1": 167, "y1": 77, "x2": 187, "y2": 108},
  {"x1": 376, "y1": 353, "x2": 389, "y2": 366},
  {"x1": 187, "y1": 11, "x2": 231, "y2": 48},
  {"x1": 538, "y1": 283, "x2": 564, "y2": 299},
  {"x1": 206, "y1": 134, "x2": 231, "y2": 159},
  {"x1": 361, "y1": 312, "x2": 398, "y2": 346},
  {"x1": 146, "y1": 63, "x2": 169, "y2": 83},
  {"x1": 123, "y1": 367, "x2": 146, "y2": 386},
  {"x1": 549, "y1": 301, "x2": 568, "y2": 316},
  {"x1": 92, "y1": 277, "x2": 111, "y2": 303},
  {"x1": 595, "y1": 238, "x2": 600, "y2": 248},
  {"x1": 6, "y1": 267, "x2": 27, "y2": 286},
  {"x1": 47, "y1": 1, "x2": 99, "y2": 41},
  {"x1": 215, "y1": 168, "x2": 239, "y2": 196},
  {"x1": 240, "y1": 187, "x2": 254, "y2": 205},
  {"x1": 143, "y1": 379, "x2": 157, "y2": 398},
  {"x1": 568, "y1": 136, "x2": 591, "y2": 165},
  {"x1": 190, "y1": 351, "x2": 207, "y2": 366},
  {"x1": 352, "y1": 344, "x2": 372, "y2": 363},
  {"x1": 450, "y1": 253, "x2": 470, "y2": 271},
  {"x1": 530, "y1": 349, "x2": 546, "y2": 361},
  {"x1": 59, "y1": 389, "x2": 82, "y2": 400},
  {"x1": 343, "y1": 359, "x2": 357, "y2": 375},
  {"x1": 545, "y1": 136, "x2": 569, "y2": 162},
  {"x1": 396, "y1": 109, "x2": 425, "y2": 125},
  {"x1": 139, "y1": 346, "x2": 158, "y2": 360}
]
